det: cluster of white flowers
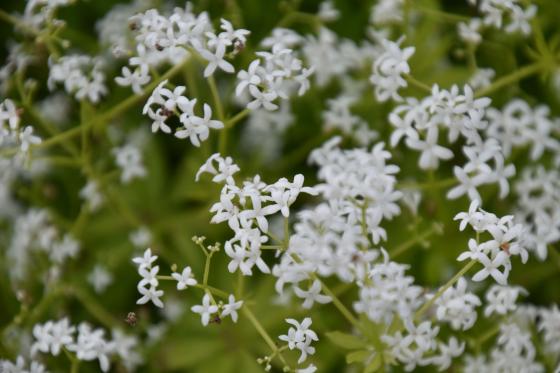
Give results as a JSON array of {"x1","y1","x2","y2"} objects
[
  {"x1": 132, "y1": 247, "x2": 243, "y2": 326},
  {"x1": 7, "y1": 209, "x2": 79, "y2": 281},
  {"x1": 114, "y1": 3, "x2": 249, "y2": 96},
  {"x1": 31, "y1": 318, "x2": 141, "y2": 372},
  {"x1": 514, "y1": 167, "x2": 560, "y2": 260},
  {"x1": 484, "y1": 284, "x2": 526, "y2": 316},
  {"x1": 322, "y1": 94, "x2": 378, "y2": 146},
  {"x1": 0, "y1": 99, "x2": 41, "y2": 152},
  {"x1": 271, "y1": 138, "x2": 402, "y2": 305},
  {"x1": 433, "y1": 277, "x2": 481, "y2": 330},
  {"x1": 279, "y1": 318, "x2": 318, "y2": 364},
  {"x1": 354, "y1": 252, "x2": 423, "y2": 324},
  {"x1": 79, "y1": 180, "x2": 104, "y2": 211},
  {"x1": 0, "y1": 356, "x2": 48, "y2": 373},
  {"x1": 196, "y1": 153, "x2": 316, "y2": 277},
  {"x1": 486, "y1": 99, "x2": 560, "y2": 160},
  {"x1": 236, "y1": 43, "x2": 313, "y2": 111},
  {"x1": 302, "y1": 27, "x2": 371, "y2": 87},
  {"x1": 369, "y1": 0, "x2": 404, "y2": 26},
  {"x1": 87, "y1": 265, "x2": 114, "y2": 293},
  {"x1": 455, "y1": 200, "x2": 529, "y2": 285},
  {"x1": 112, "y1": 143, "x2": 147, "y2": 183},
  {"x1": 133, "y1": 247, "x2": 164, "y2": 308},
  {"x1": 389, "y1": 84, "x2": 520, "y2": 202},
  {"x1": 390, "y1": 84, "x2": 491, "y2": 161},
  {"x1": 142, "y1": 80, "x2": 224, "y2": 145},
  {"x1": 382, "y1": 319, "x2": 465, "y2": 371},
  {"x1": 21, "y1": 0, "x2": 72, "y2": 31},
  {"x1": 191, "y1": 293, "x2": 243, "y2": 326},
  {"x1": 369, "y1": 37, "x2": 415, "y2": 102},
  {"x1": 459, "y1": 0, "x2": 537, "y2": 44},
  {"x1": 48, "y1": 55, "x2": 107, "y2": 103}
]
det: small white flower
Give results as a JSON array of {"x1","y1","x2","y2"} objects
[
  {"x1": 220, "y1": 294, "x2": 243, "y2": 322},
  {"x1": 191, "y1": 293, "x2": 219, "y2": 326},
  {"x1": 171, "y1": 266, "x2": 197, "y2": 290},
  {"x1": 137, "y1": 284, "x2": 164, "y2": 308},
  {"x1": 294, "y1": 280, "x2": 332, "y2": 309},
  {"x1": 19, "y1": 125, "x2": 42, "y2": 152}
]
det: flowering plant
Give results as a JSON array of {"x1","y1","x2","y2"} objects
[{"x1": 1, "y1": 0, "x2": 560, "y2": 372}]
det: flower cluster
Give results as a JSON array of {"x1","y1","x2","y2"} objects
[
  {"x1": 370, "y1": 37, "x2": 415, "y2": 102},
  {"x1": 456, "y1": 200, "x2": 529, "y2": 285},
  {"x1": 0, "y1": 99, "x2": 41, "y2": 152},
  {"x1": 279, "y1": 318, "x2": 318, "y2": 364},
  {"x1": 31, "y1": 318, "x2": 141, "y2": 372},
  {"x1": 197, "y1": 153, "x2": 317, "y2": 277},
  {"x1": 48, "y1": 55, "x2": 107, "y2": 103},
  {"x1": 235, "y1": 43, "x2": 313, "y2": 111},
  {"x1": 142, "y1": 80, "x2": 223, "y2": 145},
  {"x1": 7, "y1": 209, "x2": 79, "y2": 281},
  {"x1": 458, "y1": 0, "x2": 537, "y2": 45}
]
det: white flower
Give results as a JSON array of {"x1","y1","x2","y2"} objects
[
  {"x1": 191, "y1": 293, "x2": 219, "y2": 326},
  {"x1": 406, "y1": 127, "x2": 453, "y2": 170},
  {"x1": 247, "y1": 85, "x2": 278, "y2": 111},
  {"x1": 196, "y1": 40, "x2": 235, "y2": 77},
  {"x1": 88, "y1": 265, "x2": 113, "y2": 293},
  {"x1": 19, "y1": 125, "x2": 42, "y2": 152},
  {"x1": 115, "y1": 65, "x2": 150, "y2": 94},
  {"x1": 236, "y1": 59, "x2": 262, "y2": 96},
  {"x1": 132, "y1": 248, "x2": 157, "y2": 270},
  {"x1": 447, "y1": 166, "x2": 488, "y2": 201},
  {"x1": 433, "y1": 277, "x2": 481, "y2": 330},
  {"x1": 278, "y1": 318, "x2": 318, "y2": 364},
  {"x1": 472, "y1": 251, "x2": 510, "y2": 285},
  {"x1": 370, "y1": 37, "x2": 415, "y2": 102},
  {"x1": 484, "y1": 285, "x2": 526, "y2": 317},
  {"x1": 294, "y1": 280, "x2": 332, "y2": 309},
  {"x1": 220, "y1": 294, "x2": 243, "y2": 322},
  {"x1": 137, "y1": 284, "x2": 164, "y2": 308},
  {"x1": 80, "y1": 181, "x2": 104, "y2": 211},
  {"x1": 171, "y1": 266, "x2": 197, "y2": 290},
  {"x1": 113, "y1": 144, "x2": 147, "y2": 183}
]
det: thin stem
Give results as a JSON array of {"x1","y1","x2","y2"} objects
[
  {"x1": 242, "y1": 306, "x2": 289, "y2": 367},
  {"x1": 311, "y1": 273, "x2": 361, "y2": 329},
  {"x1": 225, "y1": 108, "x2": 250, "y2": 128},
  {"x1": 36, "y1": 58, "x2": 191, "y2": 151},
  {"x1": 403, "y1": 74, "x2": 432, "y2": 94},
  {"x1": 63, "y1": 286, "x2": 120, "y2": 329},
  {"x1": 414, "y1": 260, "x2": 476, "y2": 321},
  {"x1": 203, "y1": 251, "x2": 214, "y2": 286},
  {"x1": 475, "y1": 62, "x2": 545, "y2": 97},
  {"x1": 207, "y1": 75, "x2": 228, "y2": 154},
  {"x1": 397, "y1": 177, "x2": 456, "y2": 190},
  {"x1": 391, "y1": 222, "x2": 443, "y2": 258},
  {"x1": 411, "y1": 5, "x2": 471, "y2": 23}
]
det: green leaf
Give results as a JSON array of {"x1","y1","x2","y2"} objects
[
  {"x1": 345, "y1": 349, "x2": 370, "y2": 364},
  {"x1": 364, "y1": 355, "x2": 382, "y2": 373},
  {"x1": 325, "y1": 331, "x2": 367, "y2": 350}
]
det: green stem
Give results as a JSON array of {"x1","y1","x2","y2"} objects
[
  {"x1": 411, "y1": 5, "x2": 471, "y2": 22},
  {"x1": 397, "y1": 177, "x2": 456, "y2": 190},
  {"x1": 242, "y1": 306, "x2": 289, "y2": 367},
  {"x1": 414, "y1": 260, "x2": 476, "y2": 321},
  {"x1": 64, "y1": 286, "x2": 120, "y2": 329},
  {"x1": 207, "y1": 75, "x2": 228, "y2": 154},
  {"x1": 225, "y1": 108, "x2": 250, "y2": 128},
  {"x1": 403, "y1": 74, "x2": 432, "y2": 94},
  {"x1": 202, "y1": 251, "x2": 214, "y2": 286},
  {"x1": 312, "y1": 274, "x2": 361, "y2": 329},
  {"x1": 475, "y1": 62, "x2": 545, "y2": 97},
  {"x1": 391, "y1": 222, "x2": 443, "y2": 258},
  {"x1": 36, "y1": 58, "x2": 191, "y2": 151}
]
